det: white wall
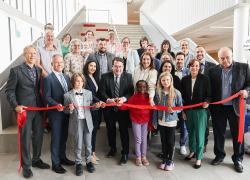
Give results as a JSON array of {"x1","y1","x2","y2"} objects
[
  {"x1": 141, "y1": 0, "x2": 237, "y2": 35},
  {"x1": 82, "y1": 0, "x2": 127, "y2": 24}
]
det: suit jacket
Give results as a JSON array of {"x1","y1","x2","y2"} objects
[
  {"x1": 85, "y1": 74, "x2": 100, "y2": 102},
  {"x1": 99, "y1": 72, "x2": 134, "y2": 109},
  {"x1": 64, "y1": 89, "x2": 94, "y2": 134},
  {"x1": 181, "y1": 73, "x2": 211, "y2": 110},
  {"x1": 42, "y1": 72, "x2": 70, "y2": 118},
  {"x1": 204, "y1": 61, "x2": 216, "y2": 76},
  {"x1": 87, "y1": 51, "x2": 115, "y2": 75},
  {"x1": 209, "y1": 62, "x2": 250, "y2": 115},
  {"x1": 137, "y1": 48, "x2": 145, "y2": 58},
  {"x1": 116, "y1": 49, "x2": 140, "y2": 74},
  {"x1": 5, "y1": 63, "x2": 43, "y2": 109}
]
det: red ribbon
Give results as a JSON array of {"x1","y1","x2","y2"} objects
[{"x1": 16, "y1": 92, "x2": 245, "y2": 172}]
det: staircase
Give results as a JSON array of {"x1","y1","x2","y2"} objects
[{"x1": 114, "y1": 25, "x2": 151, "y2": 50}]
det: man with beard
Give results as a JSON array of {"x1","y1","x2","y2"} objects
[{"x1": 87, "y1": 38, "x2": 115, "y2": 78}]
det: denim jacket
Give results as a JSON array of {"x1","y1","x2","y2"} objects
[{"x1": 152, "y1": 90, "x2": 183, "y2": 126}]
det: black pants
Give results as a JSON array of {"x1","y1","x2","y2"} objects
[
  {"x1": 104, "y1": 108, "x2": 129, "y2": 155},
  {"x1": 21, "y1": 111, "x2": 43, "y2": 169},
  {"x1": 211, "y1": 105, "x2": 244, "y2": 162},
  {"x1": 204, "y1": 109, "x2": 210, "y2": 146},
  {"x1": 159, "y1": 125, "x2": 176, "y2": 162},
  {"x1": 91, "y1": 109, "x2": 101, "y2": 152}
]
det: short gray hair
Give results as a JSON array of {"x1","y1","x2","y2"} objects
[{"x1": 23, "y1": 45, "x2": 36, "y2": 55}]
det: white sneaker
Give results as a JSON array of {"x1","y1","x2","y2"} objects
[{"x1": 180, "y1": 146, "x2": 187, "y2": 155}]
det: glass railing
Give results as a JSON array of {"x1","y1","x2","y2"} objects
[
  {"x1": 84, "y1": 9, "x2": 112, "y2": 24},
  {"x1": 140, "y1": 11, "x2": 218, "y2": 64}
]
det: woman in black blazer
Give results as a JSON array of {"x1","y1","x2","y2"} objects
[
  {"x1": 181, "y1": 59, "x2": 211, "y2": 169},
  {"x1": 83, "y1": 60, "x2": 101, "y2": 164}
]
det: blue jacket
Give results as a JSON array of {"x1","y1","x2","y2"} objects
[{"x1": 153, "y1": 89, "x2": 183, "y2": 126}]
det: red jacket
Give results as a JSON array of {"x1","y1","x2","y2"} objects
[{"x1": 121, "y1": 93, "x2": 151, "y2": 124}]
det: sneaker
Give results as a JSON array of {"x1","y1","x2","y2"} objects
[
  {"x1": 180, "y1": 146, "x2": 187, "y2": 155},
  {"x1": 141, "y1": 157, "x2": 150, "y2": 166},
  {"x1": 159, "y1": 162, "x2": 165, "y2": 170},
  {"x1": 165, "y1": 161, "x2": 175, "y2": 171},
  {"x1": 135, "y1": 157, "x2": 142, "y2": 166}
]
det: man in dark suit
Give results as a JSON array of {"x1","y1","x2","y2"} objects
[
  {"x1": 5, "y1": 45, "x2": 50, "y2": 178},
  {"x1": 196, "y1": 46, "x2": 216, "y2": 152},
  {"x1": 209, "y1": 47, "x2": 250, "y2": 173},
  {"x1": 87, "y1": 38, "x2": 115, "y2": 78},
  {"x1": 99, "y1": 57, "x2": 134, "y2": 165},
  {"x1": 43, "y1": 54, "x2": 74, "y2": 174}
]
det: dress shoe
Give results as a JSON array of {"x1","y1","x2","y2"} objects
[
  {"x1": 234, "y1": 161, "x2": 243, "y2": 173},
  {"x1": 52, "y1": 164, "x2": 66, "y2": 174},
  {"x1": 193, "y1": 164, "x2": 201, "y2": 169},
  {"x1": 61, "y1": 158, "x2": 75, "y2": 166},
  {"x1": 75, "y1": 164, "x2": 83, "y2": 176},
  {"x1": 120, "y1": 154, "x2": 128, "y2": 165},
  {"x1": 32, "y1": 159, "x2": 50, "y2": 169},
  {"x1": 86, "y1": 162, "x2": 95, "y2": 173},
  {"x1": 245, "y1": 149, "x2": 250, "y2": 155},
  {"x1": 211, "y1": 157, "x2": 223, "y2": 165},
  {"x1": 107, "y1": 149, "x2": 117, "y2": 158},
  {"x1": 23, "y1": 169, "x2": 33, "y2": 179},
  {"x1": 184, "y1": 153, "x2": 195, "y2": 161}
]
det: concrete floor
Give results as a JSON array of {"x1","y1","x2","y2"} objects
[{"x1": 1, "y1": 125, "x2": 250, "y2": 180}]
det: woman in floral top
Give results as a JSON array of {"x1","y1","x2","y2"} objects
[{"x1": 64, "y1": 39, "x2": 85, "y2": 78}]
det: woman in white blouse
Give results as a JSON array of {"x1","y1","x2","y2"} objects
[
  {"x1": 116, "y1": 37, "x2": 140, "y2": 74},
  {"x1": 133, "y1": 52, "x2": 158, "y2": 105},
  {"x1": 64, "y1": 39, "x2": 85, "y2": 78}
]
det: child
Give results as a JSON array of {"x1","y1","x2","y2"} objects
[
  {"x1": 120, "y1": 80, "x2": 151, "y2": 166},
  {"x1": 153, "y1": 72, "x2": 183, "y2": 171},
  {"x1": 64, "y1": 73, "x2": 100, "y2": 176}
]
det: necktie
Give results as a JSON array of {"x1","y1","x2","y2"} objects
[
  {"x1": 59, "y1": 73, "x2": 68, "y2": 92},
  {"x1": 201, "y1": 63, "x2": 205, "y2": 74},
  {"x1": 114, "y1": 76, "x2": 119, "y2": 97},
  {"x1": 75, "y1": 92, "x2": 83, "y2": 96}
]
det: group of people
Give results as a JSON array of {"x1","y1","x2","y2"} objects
[{"x1": 4, "y1": 22, "x2": 250, "y2": 179}]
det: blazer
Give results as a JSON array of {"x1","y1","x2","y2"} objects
[
  {"x1": 5, "y1": 63, "x2": 43, "y2": 109},
  {"x1": 116, "y1": 49, "x2": 140, "y2": 74},
  {"x1": 99, "y1": 71, "x2": 134, "y2": 104},
  {"x1": 42, "y1": 72, "x2": 70, "y2": 118},
  {"x1": 209, "y1": 62, "x2": 250, "y2": 115},
  {"x1": 64, "y1": 89, "x2": 94, "y2": 134},
  {"x1": 204, "y1": 61, "x2": 216, "y2": 76},
  {"x1": 181, "y1": 73, "x2": 211, "y2": 110},
  {"x1": 87, "y1": 51, "x2": 115, "y2": 75},
  {"x1": 85, "y1": 74, "x2": 100, "y2": 102}
]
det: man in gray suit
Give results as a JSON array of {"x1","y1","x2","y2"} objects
[
  {"x1": 64, "y1": 73, "x2": 100, "y2": 176},
  {"x1": 5, "y1": 45, "x2": 50, "y2": 178},
  {"x1": 87, "y1": 38, "x2": 115, "y2": 77}
]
